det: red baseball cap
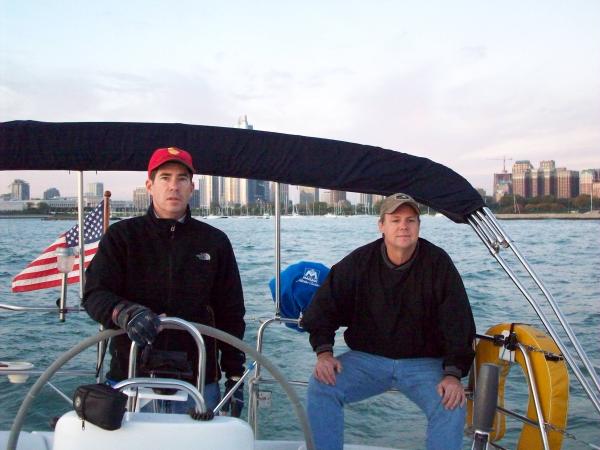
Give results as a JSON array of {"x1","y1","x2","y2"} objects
[{"x1": 147, "y1": 147, "x2": 195, "y2": 178}]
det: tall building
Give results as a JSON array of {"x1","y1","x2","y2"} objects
[
  {"x1": 43, "y1": 188, "x2": 60, "y2": 200},
  {"x1": 133, "y1": 187, "x2": 150, "y2": 211},
  {"x1": 197, "y1": 175, "x2": 207, "y2": 207},
  {"x1": 88, "y1": 182, "x2": 104, "y2": 196},
  {"x1": 358, "y1": 193, "x2": 382, "y2": 213},
  {"x1": 197, "y1": 175, "x2": 221, "y2": 208},
  {"x1": 325, "y1": 190, "x2": 346, "y2": 206},
  {"x1": 372, "y1": 194, "x2": 385, "y2": 204},
  {"x1": 512, "y1": 160, "x2": 533, "y2": 174},
  {"x1": 299, "y1": 186, "x2": 319, "y2": 204},
  {"x1": 190, "y1": 189, "x2": 201, "y2": 209},
  {"x1": 511, "y1": 161, "x2": 533, "y2": 198},
  {"x1": 493, "y1": 172, "x2": 512, "y2": 201},
  {"x1": 10, "y1": 179, "x2": 30, "y2": 200},
  {"x1": 580, "y1": 169, "x2": 600, "y2": 197},
  {"x1": 247, "y1": 180, "x2": 270, "y2": 204},
  {"x1": 222, "y1": 177, "x2": 247, "y2": 206},
  {"x1": 531, "y1": 160, "x2": 557, "y2": 198},
  {"x1": 556, "y1": 168, "x2": 579, "y2": 199},
  {"x1": 217, "y1": 115, "x2": 255, "y2": 206},
  {"x1": 269, "y1": 182, "x2": 290, "y2": 211},
  {"x1": 237, "y1": 115, "x2": 253, "y2": 130}
]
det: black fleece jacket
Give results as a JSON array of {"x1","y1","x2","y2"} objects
[
  {"x1": 83, "y1": 205, "x2": 245, "y2": 383},
  {"x1": 302, "y1": 238, "x2": 475, "y2": 377}
]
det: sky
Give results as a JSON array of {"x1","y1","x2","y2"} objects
[{"x1": 1, "y1": 0, "x2": 599, "y2": 200}]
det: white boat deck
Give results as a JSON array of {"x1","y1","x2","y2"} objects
[
  {"x1": 1, "y1": 414, "x2": 402, "y2": 450},
  {"x1": 0, "y1": 432, "x2": 401, "y2": 450}
]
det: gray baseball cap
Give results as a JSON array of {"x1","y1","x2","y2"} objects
[{"x1": 379, "y1": 193, "x2": 420, "y2": 221}]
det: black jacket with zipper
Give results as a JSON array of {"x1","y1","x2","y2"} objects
[
  {"x1": 302, "y1": 237, "x2": 475, "y2": 377},
  {"x1": 83, "y1": 205, "x2": 245, "y2": 384}
]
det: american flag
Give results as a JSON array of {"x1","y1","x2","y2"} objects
[{"x1": 11, "y1": 200, "x2": 105, "y2": 293}]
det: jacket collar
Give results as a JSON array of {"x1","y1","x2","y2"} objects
[{"x1": 145, "y1": 202, "x2": 192, "y2": 233}]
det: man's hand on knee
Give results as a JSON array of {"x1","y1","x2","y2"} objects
[
  {"x1": 436, "y1": 375, "x2": 466, "y2": 410},
  {"x1": 313, "y1": 352, "x2": 343, "y2": 385}
]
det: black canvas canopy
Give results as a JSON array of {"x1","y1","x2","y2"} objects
[{"x1": 0, "y1": 120, "x2": 484, "y2": 223}]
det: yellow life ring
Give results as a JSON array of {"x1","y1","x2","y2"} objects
[{"x1": 467, "y1": 323, "x2": 569, "y2": 450}]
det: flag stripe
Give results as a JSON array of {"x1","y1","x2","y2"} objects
[
  {"x1": 11, "y1": 252, "x2": 96, "y2": 282},
  {"x1": 11, "y1": 202, "x2": 105, "y2": 293},
  {"x1": 11, "y1": 273, "x2": 83, "y2": 293}
]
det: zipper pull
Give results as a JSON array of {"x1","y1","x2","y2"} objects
[{"x1": 170, "y1": 224, "x2": 176, "y2": 239}]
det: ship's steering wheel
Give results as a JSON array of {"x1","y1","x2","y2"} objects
[{"x1": 7, "y1": 321, "x2": 315, "y2": 450}]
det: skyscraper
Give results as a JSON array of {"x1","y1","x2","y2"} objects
[
  {"x1": 133, "y1": 187, "x2": 150, "y2": 211},
  {"x1": 270, "y1": 182, "x2": 290, "y2": 211},
  {"x1": 511, "y1": 161, "x2": 533, "y2": 198},
  {"x1": 88, "y1": 182, "x2": 104, "y2": 196},
  {"x1": 248, "y1": 180, "x2": 270, "y2": 204},
  {"x1": 197, "y1": 175, "x2": 221, "y2": 208},
  {"x1": 556, "y1": 168, "x2": 579, "y2": 199},
  {"x1": 324, "y1": 190, "x2": 346, "y2": 206},
  {"x1": 222, "y1": 177, "x2": 247, "y2": 206},
  {"x1": 190, "y1": 189, "x2": 201, "y2": 209},
  {"x1": 534, "y1": 160, "x2": 557, "y2": 197},
  {"x1": 299, "y1": 186, "x2": 319, "y2": 204},
  {"x1": 580, "y1": 169, "x2": 600, "y2": 197},
  {"x1": 10, "y1": 179, "x2": 30, "y2": 200},
  {"x1": 43, "y1": 188, "x2": 60, "y2": 200},
  {"x1": 493, "y1": 172, "x2": 512, "y2": 201},
  {"x1": 236, "y1": 115, "x2": 281, "y2": 207}
]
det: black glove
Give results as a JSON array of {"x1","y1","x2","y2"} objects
[
  {"x1": 112, "y1": 301, "x2": 161, "y2": 348},
  {"x1": 223, "y1": 378, "x2": 244, "y2": 418}
]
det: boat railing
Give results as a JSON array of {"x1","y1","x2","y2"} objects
[
  {"x1": 114, "y1": 377, "x2": 207, "y2": 413},
  {"x1": 473, "y1": 333, "x2": 552, "y2": 450},
  {"x1": 122, "y1": 317, "x2": 207, "y2": 412},
  {"x1": 127, "y1": 317, "x2": 207, "y2": 397},
  {"x1": 0, "y1": 303, "x2": 84, "y2": 314},
  {"x1": 467, "y1": 207, "x2": 600, "y2": 416},
  {"x1": 249, "y1": 319, "x2": 589, "y2": 449}
]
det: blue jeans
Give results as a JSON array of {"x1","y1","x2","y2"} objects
[{"x1": 306, "y1": 351, "x2": 465, "y2": 450}]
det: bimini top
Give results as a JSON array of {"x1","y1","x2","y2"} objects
[{"x1": 0, "y1": 120, "x2": 484, "y2": 223}]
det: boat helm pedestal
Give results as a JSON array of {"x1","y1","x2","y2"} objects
[{"x1": 53, "y1": 411, "x2": 254, "y2": 450}]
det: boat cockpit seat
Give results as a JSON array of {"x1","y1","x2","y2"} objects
[{"x1": 53, "y1": 410, "x2": 254, "y2": 450}]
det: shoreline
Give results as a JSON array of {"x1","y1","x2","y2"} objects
[
  {"x1": 2, "y1": 212, "x2": 599, "y2": 220},
  {"x1": 496, "y1": 212, "x2": 600, "y2": 220}
]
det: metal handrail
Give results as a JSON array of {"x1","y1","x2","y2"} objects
[
  {"x1": 114, "y1": 377, "x2": 206, "y2": 413},
  {"x1": 127, "y1": 317, "x2": 206, "y2": 396},
  {"x1": 0, "y1": 303, "x2": 84, "y2": 312},
  {"x1": 482, "y1": 207, "x2": 600, "y2": 392},
  {"x1": 468, "y1": 211, "x2": 600, "y2": 415},
  {"x1": 213, "y1": 361, "x2": 256, "y2": 415},
  {"x1": 274, "y1": 182, "x2": 281, "y2": 317},
  {"x1": 517, "y1": 343, "x2": 550, "y2": 450},
  {"x1": 248, "y1": 316, "x2": 301, "y2": 433}
]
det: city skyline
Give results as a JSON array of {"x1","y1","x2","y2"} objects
[
  {"x1": 4, "y1": 156, "x2": 598, "y2": 206},
  {"x1": 1, "y1": 2, "x2": 599, "y2": 196}
]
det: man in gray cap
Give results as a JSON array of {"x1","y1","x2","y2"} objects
[{"x1": 302, "y1": 193, "x2": 475, "y2": 450}]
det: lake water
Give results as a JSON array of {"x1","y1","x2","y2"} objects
[{"x1": 1, "y1": 215, "x2": 599, "y2": 449}]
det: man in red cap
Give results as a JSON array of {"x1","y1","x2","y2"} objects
[{"x1": 83, "y1": 147, "x2": 246, "y2": 416}]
